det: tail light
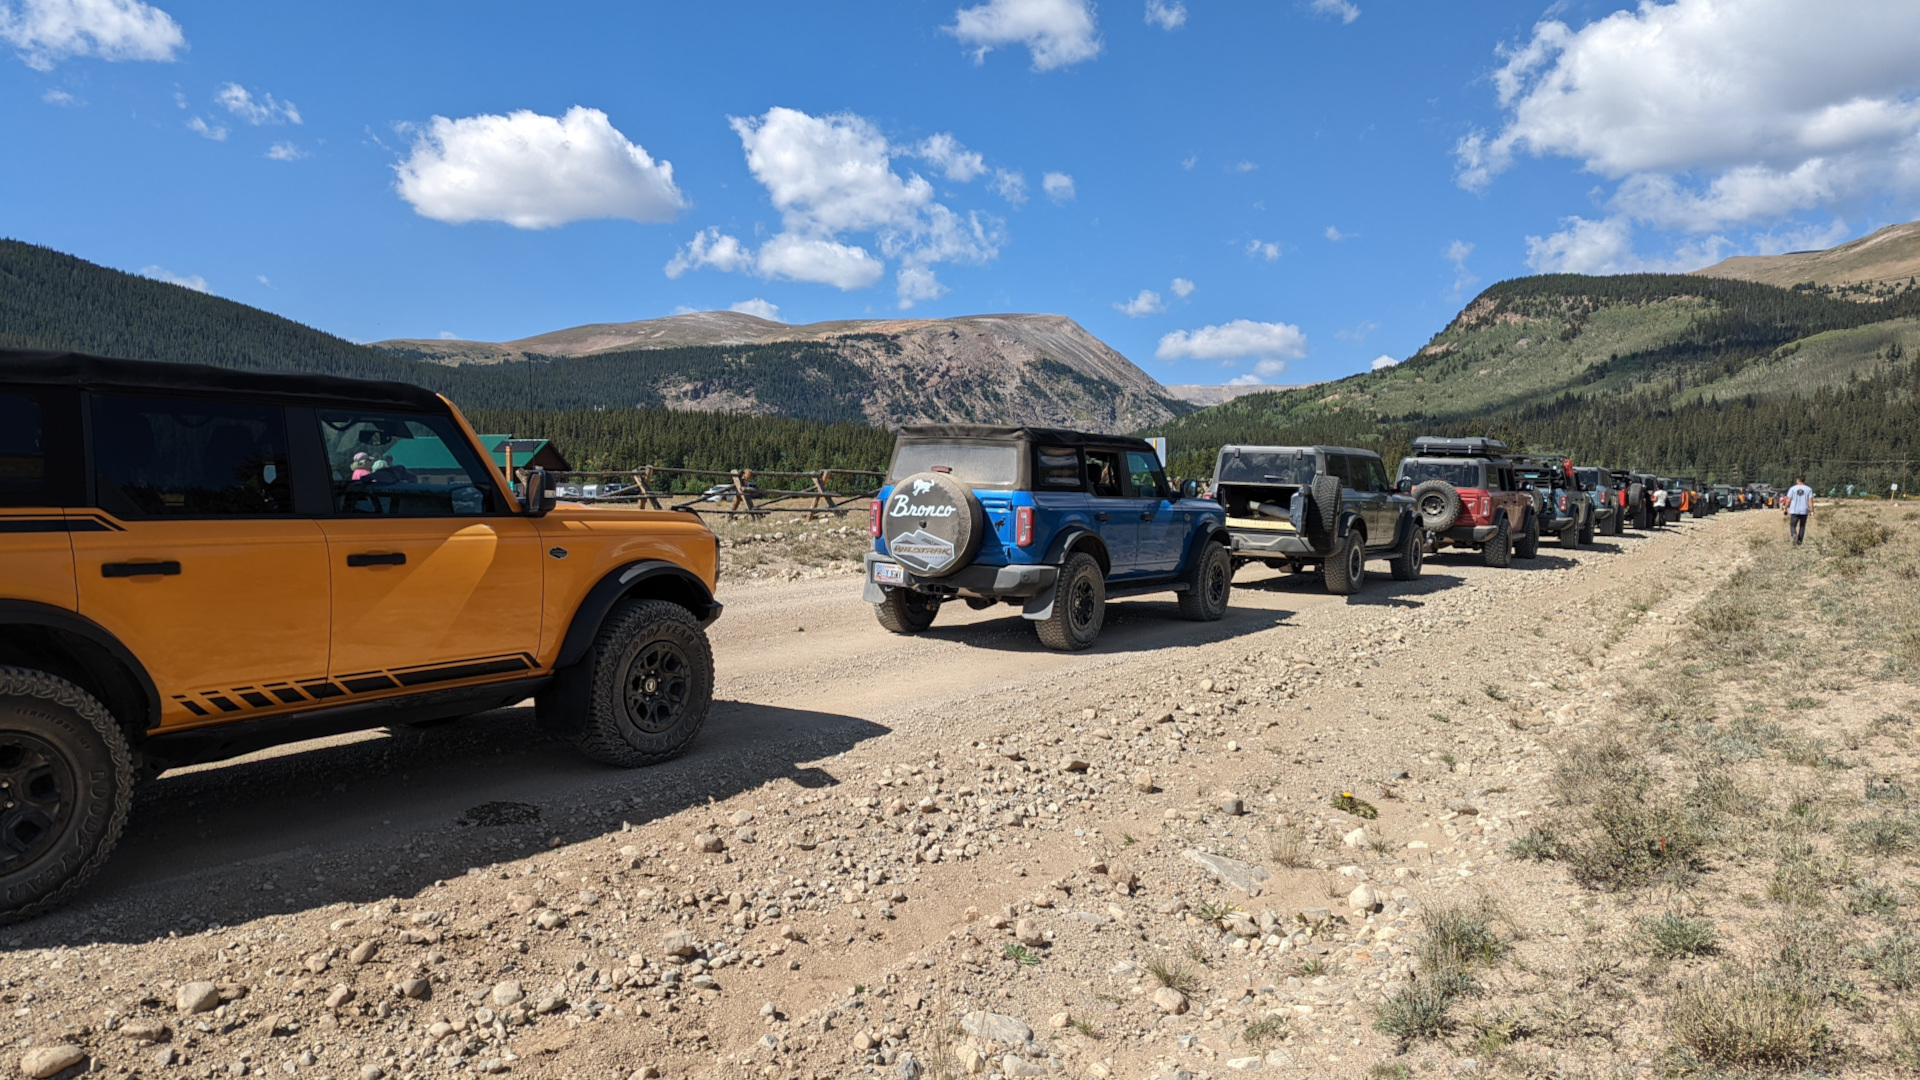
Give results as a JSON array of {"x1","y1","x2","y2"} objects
[
  {"x1": 869, "y1": 499, "x2": 883, "y2": 538},
  {"x1": 1556, "y1": 492, "x2": 1569, "y2": 512},
  {"x1": 1476, "y1": 495, "x2": 1490, "y2": 519},
  {"x1": 1015, "y1": 506, "x2": 1035, "y2": 547}
]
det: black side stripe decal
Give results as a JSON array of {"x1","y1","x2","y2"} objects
[{"x1": 173, "y1": 654, "x2": 541, "y2": 717}]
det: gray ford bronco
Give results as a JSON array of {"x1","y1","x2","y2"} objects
[
  {"x1": 864, "y1": 425, "x2": 1231, "y2": 651},
  {"x1": 1208, "y1": 444, "x2": 1424, "y2": 595}
]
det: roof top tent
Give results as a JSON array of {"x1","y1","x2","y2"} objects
[{"x1": 1408, "y1": 436, "x2": 1510, "y2": 458}]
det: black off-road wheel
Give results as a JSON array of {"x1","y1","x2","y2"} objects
[
  {"x1": 1514, "y1": 511, "x2": 1540, "y2": 559},
  {"x1": 1389, "y1": 521, "x2": 1424, "y2": 581},
  {"x1": 0, "y1": 666, "x2": 133, "y2": 922},
  {"x1": 1177, "y1": 542, "x2": 1232, "y2": 621},
  {"x1": 1558, "y1": 520, "x2": 1580, "y2": 549},
  {"x1": 1410, "y1": 480, "x2": 1463, "y2": 532},
  {"x1": 563, "y1": 600, "x2": 715, "y2": 768},
  {"x1": 1323, "y1": 530, "x2": 1365, "y2": 596},
  {"x1": 1579, "y1": 509, "x2": 1596, "y2": 545},
  {"x1": 1036, "y1": 552, "x2": 1105, "y2": 651},
  {"x1": 1611, "y1": 506, "x2": 1625, "y2": 536},
  {"x1": 875, "y1": 588, "x2": 941, "y2": 634},
  {"x1": 1483, "y1": 516, "x2": 1513, "y2": 568}
]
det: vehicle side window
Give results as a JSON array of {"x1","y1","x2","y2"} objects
[
  {"x1": 315, "y1": 410, "x2": 498, "y2": 516},
  {"x1": 1125, "y1": 450, "x2": 1167, "y2": 499},
  {"x1": 1085, "y1": 450, "x2": 1124, "y2": 498},
  {"x1": 1036, "y1": 446, "x2": 1084, "y2": 490},
  {"x1": 1364, "y1": 457, "x2": 1391, "y2": 493},
  {"x1": 0, "y1": 393, "x2": 45, "y2": 505},
  {"x1": 91, "y1": 394, "x2": 293, "y2": 517},
  {"x1": 1329, "y1": 454, "x2": 1359, "y2": 490}
]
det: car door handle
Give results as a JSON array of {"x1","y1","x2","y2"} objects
[
  {"x1": 1139, "y1": 511, "x2": 1154, "y2": 521},
  {"x1": 346, "y1": 552, "x2": 407, "y2": 567},
  {"x1": 1093, "y1": 512, "x2": 1111, "y2": 522},
  {"x1": 102, "y1": 561, "x2": 181, "y2": 578}
]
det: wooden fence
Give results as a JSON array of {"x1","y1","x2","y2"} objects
[{"x1": 516, "y1": 465, "x2": 885, "y2": 517}]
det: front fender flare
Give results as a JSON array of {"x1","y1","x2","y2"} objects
[{"x1": 554, "y1": 560, "x2": 720, "y2": 672}]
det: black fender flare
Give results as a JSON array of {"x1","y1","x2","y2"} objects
[
  {"x1": 1042, "y1": 527, "x2": 1111, "y2": 577},
  {"x1": 0, "y1": 599, "x2": 161, "y2": 736},
  {"x1": 553, "y1": 560, "x2": 720, "y2": 672},
  {"x1": 1336, "y1": 510, "x2": 1366, "y2": 543},
  {"x1": 1389, "y1": 508, "x2": 1418, "y2": 550},
  {"x1": 1178, "y1": 523, "x2": 1231, "y2": 569}
]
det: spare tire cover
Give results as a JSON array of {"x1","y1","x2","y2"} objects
[
  {"x1": 1410, "y1": 479, "x2": 1463, "y2": 531},
  {"x1": 881, "y1": 472, "x2": 984, "y2": 578}
]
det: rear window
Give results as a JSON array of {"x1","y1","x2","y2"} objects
[
  {"x1": 1398, "y1": 460, "x2": 1481, "y2": 488},
  {"x1": 888, "y1": 442, "x2": 1021, "y2": 489},
  {"x1": 1576, "y1": 468, "x2": 1606, "y2": 489},
  {"x1": 92, "y1": 393, "x2": 293, "y2": 517},
  {"x1": 1215, "y1": 448, "x2": 1315, "y2": 485}
]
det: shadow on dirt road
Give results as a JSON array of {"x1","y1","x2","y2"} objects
[{"x1": 10, "y1": 700, "x2": 886, "y2": 948}]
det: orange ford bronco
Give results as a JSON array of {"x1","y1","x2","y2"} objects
[{"x1": 0, "y1": 352, "x2": 722, "y2": 917}]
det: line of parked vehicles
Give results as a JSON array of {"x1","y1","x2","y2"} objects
[{"x1": 862, "y1": 425, "x2": 1777, "y2": 653}]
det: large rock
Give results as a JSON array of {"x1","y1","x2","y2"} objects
[
  {"x1": 661, "y1": 929, "x2": 699, "y2": 957},
  {"x1": 960, "y1": 1010, "x2": 1032, "y2": 1045},
  {"x1": 20, "y1": 1045, "x2": 86, "y2": 1079},
  {"x1": 1183, "y1": 850, "x2": 1270, "y2": 896},
  {"x1": 176, "y1": 982, "x2": 220, "y2": 1015},
  {"x1": 1151, "y1": 986, "x2": 1189, "y2": 1014}
]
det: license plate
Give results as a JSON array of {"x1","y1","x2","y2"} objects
[{"x1": 872, "y1": 562, "x2": 905, "y2": 585}]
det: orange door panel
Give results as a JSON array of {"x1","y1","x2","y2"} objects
[
  {"x1": 2, "y1": 510, "x2": 78, "y2": 611},
  {"x1": 71, "y1": 518, "x2": 331, "y2": 727},
  {"x1": 318, "y1": 518, "x2": 544, "y2": 687}
]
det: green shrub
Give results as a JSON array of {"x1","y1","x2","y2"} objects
[
  {"x1": 1666, "y1": 977, "x2": 1829, "y2": 1068},
  {"x1": 1643, "y1": 913, "x2": 1718, "y2": 959}
]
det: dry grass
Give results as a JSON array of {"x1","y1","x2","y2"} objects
[{"x1": 1666, "y1": 975, "x2": 1831, "y2": 1069}]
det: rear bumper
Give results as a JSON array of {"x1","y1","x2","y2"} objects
[
  {"x1": 1226, "y1": 528, "x2": 1320, "y2": 558},
  {"x1": 861, "y1": 552, "x2": 1057, "y2": 603},
  {"x1": 1439, "y1": 523, "x2": 1498, "y2": 544}
]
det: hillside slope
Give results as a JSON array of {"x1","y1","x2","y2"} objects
[
  {"x1": 1149, "y1": 272, "x2": 1920, "y2": 486},
  {"x1": 1695, "y1": 220, "x2": 1920, "y2": 294},
  {"x1": 0, "y1": 240, "x2": 1181, "y2": 432}
]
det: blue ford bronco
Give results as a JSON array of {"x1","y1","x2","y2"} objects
[{"x1": 863, "y1": 425, "x2": 1231, "y2": 650}]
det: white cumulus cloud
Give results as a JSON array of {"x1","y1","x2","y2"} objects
[
  {"x1": 1371, "y1": 355, "x2": 1399, "y2": 371},
  {"x1": 216, "y1": 82, "x2": 299, "y2": 125},
  {"x1": 1145, "y1": 0, "x2": 1185, "y2": 30},
  {"x1": 914, "y1": 133, "x2": 986, "y2": 182},
  {"x1": 1458, "y1": 0, "x2": 1920, "y2": 239},
  {"x1": 40, "y1": 87, "x2": 76, "y2": 104},
  {"x1": 1115, "y1": 289, "x2": 1164, "y2": 317},
  {"x1": 1156, "y1": 319, "x2": 1309, "y2": 382},
  {"x1": 265, "y1": 141, "x2": 304, "y2": 162},
  {"x1": 1169, "y1": 277, "x2": 1195, "y2": 298},
  {"x1": 667, "y1": 107, "x2": 1004, "y2": 303},
  {"x1": 185, "y1": 115, "x2": 224, "y2": 141},
  {"x1": 1522, "y1": 215, "x2": 1731, "y2": 275},
  {"x1": 395, "y1": 106, "x2": 685, "y2": 230},
  {"x1": 1325, "y1": 225, "x2": 1347, "y2": 242},
  {"x1": 1309, "y1": 0, "x2": 1360, "y2": 25},
  {"x1": 728, "y1": 298, "x2": 784, "y2": 322},
  {"x1": 948, "y1": 0, "x2": 1100, "y2": 71},
  {"x1": 1445, "y1": 239, "x2": 1479, "y2": 295},
  {"x1": 1246, "y1": 239, "x2": 1280, "y2": 261},
  {"x1": 0, "y1": 0, "x2": 182, "y2": 70},
  {"x1": 139, "y1": 265, "x2": 206, "y2": 292},
  {"x1": 991, "y1": 168, "x2": 1028, "y2": 205},
  {"x1": 1042, "y1": 171, "x2": 1075, "y2": 203}
]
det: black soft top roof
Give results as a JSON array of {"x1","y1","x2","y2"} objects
[
  {"x1": 0, "y1": 350, "x2": 446, "y2": 412},
  {"x1": 896, "y1": 423, "x2": 1154, "y2": 453}
]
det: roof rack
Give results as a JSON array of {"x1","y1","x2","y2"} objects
[{"x1": 1408, "y1": 435, "x2": 1508, "y2": 458}]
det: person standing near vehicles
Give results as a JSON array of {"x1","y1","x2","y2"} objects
[
  {"x1": 1786, "y1": 476, "x2": 1814, "y2": 545},
  {"x1": 1650, "y1": 484, "x2": 1668, "y2": 527}
]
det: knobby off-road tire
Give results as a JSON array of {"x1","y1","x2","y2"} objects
[
  {"x1": 874, "y1": 588, "x2": 941, "y2": 634},
  {"x1": 0, "y1": 665, "x2": 133, "y2": 922},
  {"x1": 1322, "y1": 530, "x2": 1365, "y2": 596},
  {"x1": 1176, "y1": 542, "x2": 1232, "y2": 621},
  {"x1": 1304, "y1": 474, "x2": 1342, "y2": 549},
  {"x1": 1036, "y1": 552, "x2": 1105, "y2": 651},
  {"x1": 1514, "y1": 510, "x2": 1540, "y2": 559},
  {"x1": 1410, "y1": 480, "x2": 1463, "y2": 532},
  {"x1": 565, "y1": 600, "x2": 715, "y2": 768},
  {"x1": 1389, "y1": 520, "x2": 1424, "y2": 581},
  {"x1": 1579, "y1": 509, "x2": 1596, "y2": 545},
  {"x1": 1483, "y1": 516, "x2": 1513, "y2": 568},
  {"x1": 1558, "y1": 520, "x2": 1581, "y2": 549}
]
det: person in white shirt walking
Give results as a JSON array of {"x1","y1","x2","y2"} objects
[
  {"x1": 1785, "y1": 477, "x2": 1814, "y2": 545},
  {"x1": 1650, "y1": 484, "x2": 1668, "y2": 528}
]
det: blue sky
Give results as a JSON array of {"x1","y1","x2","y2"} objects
[{"x1": 3, "y1": 0, "x2": 1918, "y2": 388}]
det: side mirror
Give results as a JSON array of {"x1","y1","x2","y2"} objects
[
  {"x1": 1396, "y1": 477, "x2": 1413, "y2": 494},
  {"x1": 1179, "y1": 477, "x2": 1202, "y2": 499},
  {"x1": 521, "y1": 467, "x2": 552, "y2": 517}
]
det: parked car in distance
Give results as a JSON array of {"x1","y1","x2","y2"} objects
[
  {"x1": 1575, "y1": 467, "x2": 1624, "y2": 536},
  {"x1": 1395, "y1": 437, "x2": 1537, "y2": 566},
  {"x1": 864, "y1": 425, "x2": 1231, "y2": 650},
  {"x1": 1511, "y1": 454, "x2": 1594, "y2": 548},
  {"x1": 1209, "y1": 444, "x2": 1424, "y2": 595}
]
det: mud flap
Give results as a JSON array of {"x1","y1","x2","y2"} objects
[
  {"x1": 863, "y1": 577, "x2": 886, "y2": 604},
  {"x1": 1022, "y1": 581, "x2": 1056, "y2": 622}
]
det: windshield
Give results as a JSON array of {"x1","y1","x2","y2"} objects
[
  {"x1": 1215, "y1": 448, "x2": 1315, "y2": 485},
  {"x1": 888, "y1": 442, "x2": 1020, "y2": 488},
  {"x1": 1397, "y1": 460, "x2": 1481, "y2": 488}
]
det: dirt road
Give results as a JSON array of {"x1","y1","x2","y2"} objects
[{"x1": 1, "y1": 514, "x2": 1780, "y2": 1080}]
